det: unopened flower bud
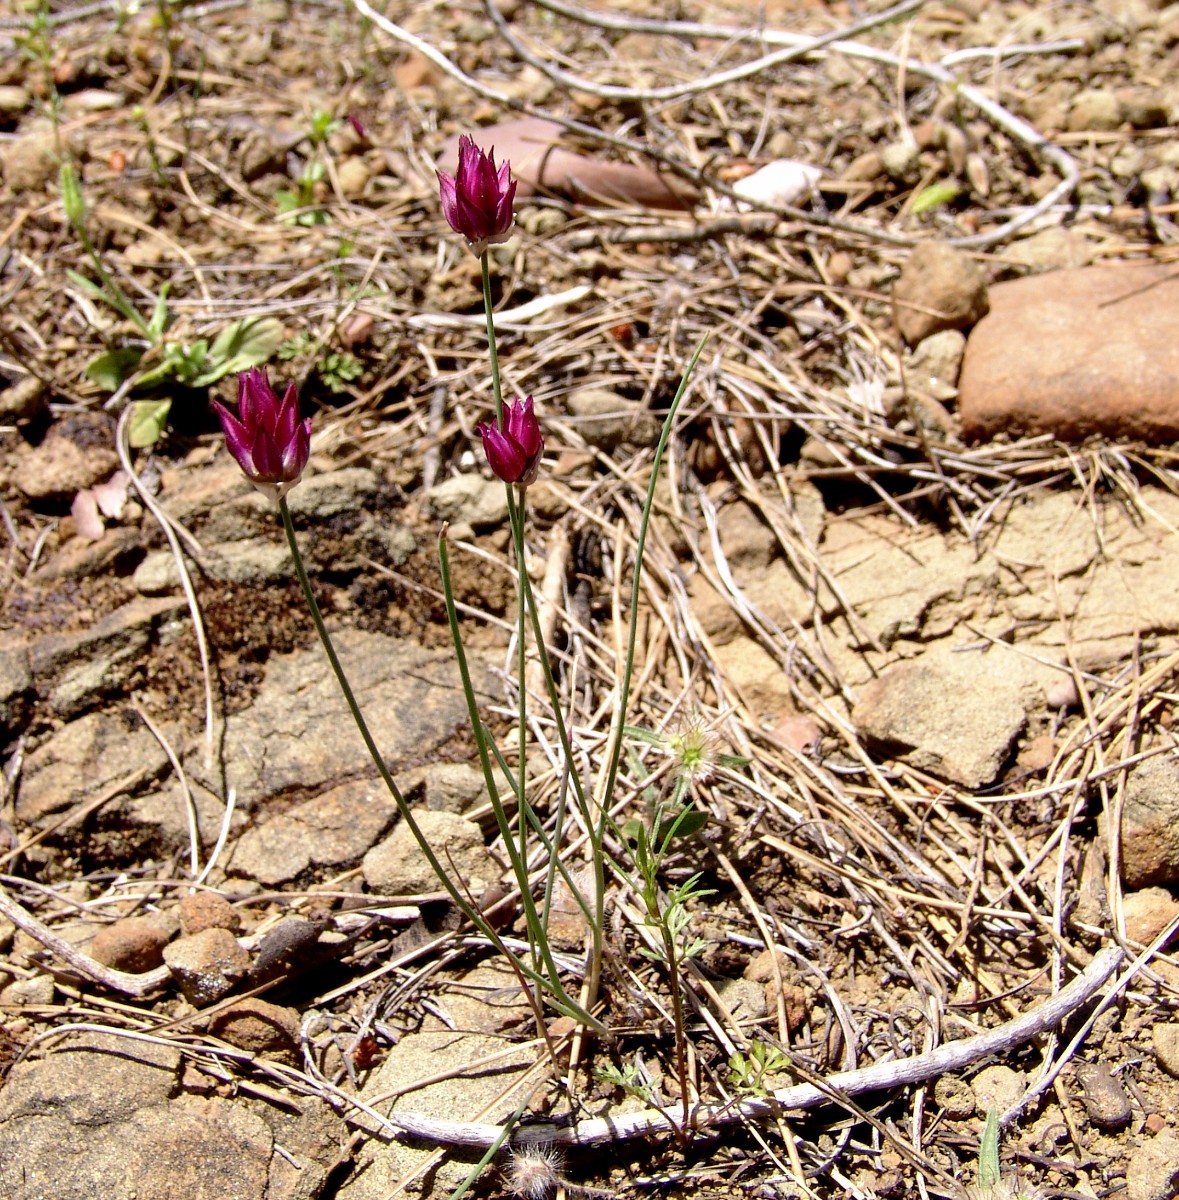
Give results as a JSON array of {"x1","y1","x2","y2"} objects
[
  {"x1": 213, "y1": 367, "x2": 311, "y2": 502},
  {"x1": 436, "y1": 135, "x2": 516, "y2": 255},
  {"x1": 478, "y1": 396, "x2": 543, "y2": 487}
]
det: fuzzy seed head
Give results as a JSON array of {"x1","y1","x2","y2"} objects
[
  {"x1": 506, "y1": 1144, "x2": 562, "y2": 1200},
  {"x1": 666, "y1": 714, "x2": 722, "y2": 785}
]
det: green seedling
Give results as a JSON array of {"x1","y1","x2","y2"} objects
[
  {"x1": 276, "y1": 160, "x2": 329, "y2": 226},
  {"x1": 595, "y1": 1058, "x2": 657, "y2": 1104},
  {"x1": 307, "y1": 109, "x2": 340, "y2": 146},
  {"x1": 968, "y1": 1110, "x2": 1041, "y2": 1200},
  {"x1": 278, "y1": 335, "x2": 363, "y2": 394},
  {"x1": 65, "y1": 161, "x2": 281, "y2": 446},
  {"x1": 727, "y1": 1040, "x2": 790, "y2": 1098}
]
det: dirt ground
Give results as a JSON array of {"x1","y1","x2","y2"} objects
[{"x1": 1, "y1": 0, "x2": 1179, "y2": 1198}]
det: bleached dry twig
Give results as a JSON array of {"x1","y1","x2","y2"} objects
[
  {"x1": 376, "y1": 946, "x2": 1122, "y2": 1148},
  {"x1": 0, "y1": 885, "x2": 171, "y2": 999}
]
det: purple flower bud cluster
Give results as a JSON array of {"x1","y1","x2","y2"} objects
[
  {"x1": 213, "y1": 367, "x2": 311, "y2": 502},
  {"x1": 436, "y1": 135, "x2": 516, "y2": 256},
  {"x1": 478, "y1": 396, "x2": 544, "y2": 488},
  {"x1": 220, "y1": 136, "x2": 543, "y2": 498}
]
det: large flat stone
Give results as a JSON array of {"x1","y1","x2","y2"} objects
[
  {"x1": 960, "y1": 264, "x2": 1179, "y2": 442},
  {"x1": 213, "y1": 630, "x2": 494, "y2": 807}
]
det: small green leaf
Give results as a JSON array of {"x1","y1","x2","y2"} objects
[
  {"x1": 128, "y1": 398, "x2": 172, "y2": 448},
  {"x1": 204, "y1": 316, "x2": 284, "y2": 381},
  {"x1": 85, "y1": 348, "x2": 144, "y2": 391},
  {"x1": 658, "y1": 808, "x2": 709, "y2": 844},
  {"x1": 147, "y1": 283, "x2": 172, "y2": 340},
  {"x1": 911, "y1": 180, "x2": 964, "y2": 215},
  {"x1": 66, "y1": 269, "x2": 110, "y2": 305},
  {"x1": 978, "y1": 1109, "x2": 1001, "y2": 1190},
  {"x1": 60, "y1": 161, "x2": 87, "y2": 229},
  {"x1": 621, "y1": 818, "x2": 645, "y2": 849}
]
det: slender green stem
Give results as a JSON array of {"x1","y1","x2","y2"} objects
[
  {"x1": 583, "y1": 335, "x2": 709, "y2": 1013},
  {"x1": 437, "y1": 530, "x2": 602, "y2": 1029},
  {"x1": 280, "y1": 498, "x2": 597, "y2": 1027},
  {"x1": 481, "y1": 251, "x2": 503, "y2": 429}
]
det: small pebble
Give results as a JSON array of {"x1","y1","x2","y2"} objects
[
  {"x1": 180, "y1": 891, "x2": 241, "y2": 936},
  {"x1": 90, "y1": 916, "x2": 169, "y2": 974}
]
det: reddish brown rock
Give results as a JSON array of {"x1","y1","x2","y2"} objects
[
  {"x1": 1122, "y1": 887, "x2": 1179, "y2": 947},
  {"x1": 208, "y1": 998, "x2": 300, "y2": 1060},
  {"x1": 179, "y1": 891, "x2": 241, "y2": 937},
  {"x1": 960, "y1": 264, "x2": 1179, "y2": 443},
  {"x1": 90, "y1": 917, "x2": 169, "y2": 974},
  {"x1": 892, "y1": 241, "x2": 989, "y2": 346}
]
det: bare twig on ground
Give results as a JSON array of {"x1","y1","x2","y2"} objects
[
  {"x1": 0, "y1": 885, "x2": 171, "y2": 998},
  {"x1": 375, "y1": 946, "x2": 1123, "y2": 1148}
]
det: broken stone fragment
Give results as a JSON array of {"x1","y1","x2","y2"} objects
[{"x1": 163, "y1": 927, "x2": 249, "y2": 1006}]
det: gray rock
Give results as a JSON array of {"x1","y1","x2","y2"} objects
[
  {"x1": 284, "y1": 467, "x2": 384, "y2": 520},
  {"x1": 118, "y1": 778, "x2": 238, "y2": 858},
  {"x1": 1075, "y1": 1061, "x2": 1131, "y2": 1130},
  {"x1": 880, "y1": 138, "x2": 920, "y2": 182},
  {"x1": 135, "y1": 539, "x2": 293, "y2": 592},
  {"x1": 566, "y1": 388, "x2": 660, "y2": 451},
  {"x1": 229, "y1": 778, "x2": 398, "y2": 885},
  {"x1": 1126, "y1": 1131, "x2": 1179, "y2": 1200},
  {"x1": 0, "y1": 374, "x2": 48, "y2": 421},
  {"x1": 425, "y1": 473, "x2": 509, "y2": 529},
  {"x1": 852, "y1": 644, "x2": 1031, "y2": 787},
  {"x1": 716, "y1": 501, "x2": 778, "y2": 570},
  {"x1": 893, "y1": 241, "x2": 989, "y2": 346},
  {"x1": 933, "y1": 1075, "x2": 975, "y2": 1120},
  {"x1": 1006, "y1": 227, "x2": 1093, "y2": 273},
  {"x1": 336, "y1": 157, "x2": 371, "y2": 196},
  {"x1": 714, "y1": 636, "x2": 794, "y2": 721},
  {"x1": 26, "y1": 596, "x2": 185, "y2": 717},
  {"x1": 422, "y1": 761, "x2": 487, "y2": 813},
  {"x1": 0, "y1": 1019, "x2": 341, "y2": 1200},
  {"x1": 11, "y1": 412, "x2": 120, "y2": 500},
  {"x1": 1067, "y1": 89, "x2": 1124, "y2": 132},
  {"x1": 17, "y1": 710, "x2": 169, "y2": 826},
  {"x1": 340, "y1": 965, "x2": 531, "y2": 1199},
  {"x1": 1120, "y1": 756, "x2": 1179, "y2": 889},
  {"x1": 1152, "y1": 1023, "x2": 1179, "y2": 1079},
  {"x1": 363, "y1": 808, "x2": 493, "y2": 895},
  {"x1": 822, "y1": 514, "x2": 995, "y2": 647},
  {"x1": 215, "y1": 630, "x2": 493, "y2": 807},
  {"x1": 0, "y1": 129, "x2": 59, "y2": 191},
  {"x1": 163, "y1": 927, "x2": 249, "y2": 1006},
  {"x1": 970, "y1": 1064, "x2": 1024, "y2": 1115},
  {"x1": 0, "y1": 85, "x2": 30, "y2": 114},
  {"x1": 0, "y1": 1031, "x2": 179, "y2": 1126},
  {"x1": 0, "y1": 973, "x2": 55, "y2": 1006},
  {"x1": 0, "y1": 642, "x2": 32, "y2": 733},
  {"x1": 905, "y1": 329, "x2": 965, "y2": 400}
]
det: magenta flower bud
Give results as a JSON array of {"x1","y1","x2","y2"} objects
[
  {"x1": 436, "y1": 134, "x2": 517, "y2": 255},
  {"x1": 213, "y1": 367, "x2": 312, "y2": 502},
  {"x1": 478, "y1": 396, "x2": 543, "y2": 487}
]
